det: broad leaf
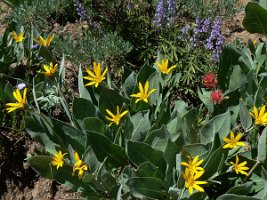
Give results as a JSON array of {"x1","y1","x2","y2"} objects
[
  {"x1": 243, "y1": 2, "x2": 267, "y2": 35},
  {"x1": 87, "y1": 131, "x2": 127, "y2": 167},
  {"x1": 126, "y1": 177, "x2": 163, "y2": 199}
]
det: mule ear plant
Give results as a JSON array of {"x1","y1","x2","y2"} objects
[{"x1": 25, "y1": 50, "x2": 267, "y2": 199}]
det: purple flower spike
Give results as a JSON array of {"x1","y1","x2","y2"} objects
[
  {"x1": 205, "y1": 18, "x2": 223, "y2": 63},
  {"x1": 153, "y1": 0, "x2": 165, "y2": 27},
  {"x1": 167, "y1": 0, "x2": 176, "y2": 23}
]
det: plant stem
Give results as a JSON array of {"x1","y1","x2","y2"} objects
[
  {"x1": 244, "y1": 160, "x2": 260, "y2": 182},
  {"x1": 178, "y1": 187, "x2": 185, "y2": 200}
]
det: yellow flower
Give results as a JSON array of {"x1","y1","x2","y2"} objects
[
  {"x1": 51, "y1": 150, "x2": 67, "y2": 169},
  {"x1": 230, "y1": 155, "x2": 249, "y2": 176},
  {"x1": 156, "y1": 59, "x2": 176, "y2": 74},
  {"x1": 223, "y1": 131, "x2": 246, "y2": 149},
  {"x1": 182, "y1": 168, "x2": 207, "y2": 195},
  {"x1": 6, "y1": 88, "x2": 27, "y2": 113},
  {"x1": 130, "y1": 81, "x2": 156, "y2": 103},
  {"x1": 181, "y1": 155, "x2": 204, "y2": 174},
  {"x1": 83, "y1": 62, "x2": 108, "y2": 88},
  {"x1": 12, "y1": 31, "x2": 25, "y2": 43},
  {"x1": 72, "y1": 151, "x2": 88, "y2": 179},
  {"x1": 42, "y1": 62, "x2": 58, "y2": 77},
  {"x1": 105, "y1": 106, "x2": 128, "y2": 126},
  {"x1": 35, "y1": 35, "x2": 54, "y2": 47},
  {"x1": 249, "y1": 105, "x2": 267, "y2": 126}
]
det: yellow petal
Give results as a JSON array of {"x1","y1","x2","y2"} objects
[
  {"x1": 144, "y1": 81, "x2": 149, "y2": 94},
  {"x1": 101, "y1": 67, "x2": 108, "y2": 78},
  {"x1": 192, "y1": 184, "x2": 204, "y2": 192},
  {"x1": 74, "y1": 151, "x2": 80, "y2": 162},
  {"x1": 253, "y1": 106, "x2": 259, "y2": 118},
  {"x1": 259, "y1": 106, "x2": 266, "y2": 118},
  {"x1": 230, "y1": 131, "x2": 235, "y2": 140},
  {"x1": 86, "y1": 69, "x2": 96, "y2": 78},
  {"x1": 106, "y1": 109, "x2": 115, "y2": 118},
  {"x1": 148, "y1": 88, "x2": 156, "y2": 96},
  {"x1": 138, "y1": 82, "x2": 144, "y2": 94},
  {"x1": 120, "y1": 110, "x2": 128, "y2": 118},
  {"x1": 47, "y1": 35, "x2": 54, "y2": 45}
]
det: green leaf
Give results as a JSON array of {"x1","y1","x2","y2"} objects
[
  {"x1": 126, "y1": 177, "x2": 163, "y2": 199},
  {"x1": 202, "y1": 146, "x2": 228, "y2": 180},
  {"x1": 198, "y1": 88, "x2": 214, "y2": 113},
  {"x1": 239, "y1": 100, "x2": 252, "y2": 131},
  {"x1": 216, "y1": 194, "x2": 262, "y2": 200},
  {"x1": 258, "y1": 126, "x2": 267, "y2": 163},
  {"x1": 82, "y1": 146, "x2": 100, "y2": 174},
  {"x1": 87, "y1": 131, "x2": 127, "y2": 167},
  {"x1": 38, "y1": 46, "x2": 53, "y2": 62},
  {"x1": 164, "y1": 139, "x2": 179, "y2": 188},
  {"x1": 261, "y1": 166, "x2": 267, "y2": 199},
  {"x1": 52, "y1": 118, "x2": 86, "y2": 154},
  {"x1": 226, "y1": 181, "x2": 254, "y2": 195},
  {"x1": 147, "y1": 72, "x2": 161, "y2": 105},
  {"x1": 217, "y1": 45, "x2": 241, "y2": 91},
  {"x1": 200, "y1": 111, "x2": 231, "y2": 144},
  {"x1": 259, "y1": 0, "x2": 267, "y2": 9},
  {"x1": 164, "y1": 139, "x2": 179, "y2": 168},
  {"x1": 72, "y1": 97, "x2": 97, "y2": 128},
  {"x1": 136, "y1": 162, "x2": 164, "y2": 180},
  {"x1": 229, "y1": 65, "x2": 247, "y2": 91},
  {"x1": 58, "y1": 54, "x2": 65, "y2": 88},
  {"x1": 116, "y1": 185, "x2": 123, "y2": 200},
  {"x1": 131, "y1": 111, "x2": 151, "y2": 141},
  {"x1": 27, "y1": 156, "x2": 52, "y2": 179},
  {"x1": 122, "y1": 71, "x2": 136, "y2": 98},
  {"x1": 84, "y1": 117, "x2": 106, "y2": 135},
  {"x1": 127, "y1": 141, "x2": 166, "y2": 174},
  {"x1": 137, "y1": 65, "x2": 156, "y2": 84},
  {"x1": 96, "y1": 158, "x2": 118, "y2": 192},
  {"x1": 182, "y1": 144, "x2": 209, "y2": 158},
  {"x1": 25, "y1": 115, "x2": 56, "y2": 153},
  {"x1": 98, "y1": 88, "x2": 125, "y2": 117},
  {"x1": 78, "y1": 65, "x2": 91, "y2": 101},
  {"x1": 144, "y1": 125, "x2": 170, "y2": 152},
  {"x1": 243, "y1": 2, "x2": 267, "y2": 35}
]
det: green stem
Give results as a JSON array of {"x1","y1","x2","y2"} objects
[
  {"x1": 55, "y1": 78, "x2": 76, "y2": 128},
  {"x1": 244, "y1": 160, "x2": 260, "y2": 182},
  {"x1": 178, "y1": 187, "x2": 185, "y2": 200}
]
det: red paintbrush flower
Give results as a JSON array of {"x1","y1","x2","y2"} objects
[
  {"x1": 202, "y1": 72, "x2": 217, "y2": 89},
  {"x1": 210, "y1": 89, "x2": 223, "y2": 104}
]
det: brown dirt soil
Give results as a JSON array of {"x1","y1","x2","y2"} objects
[{"x1": 0, "y1": 130, "x2": 80, "y2": 200}]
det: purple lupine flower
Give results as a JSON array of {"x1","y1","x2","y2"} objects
[
  {"x1": 200, "y1": 18, "x2": 211, "y2": 33},
  {"x1": 73, "y1": 0, "x2": 87, "y2": 20},
  {"x1": 179, "y1": 25, "x2": 190, "y2": 40},
  {"x1": 181, "y1": 25, "x2": 190, "y2": 34},
  {"x1": 167, "y1": 0, "x2": 176, "y2": 23},
  {"x1": 205, "y1": 18, "x2": 223, "y2": 63},
  {"x1": 127, "y1": 2, "x2": 135, "y2": 10},
  {"x1": 153, "y1": 0, "x2": 166, "y2": 27},
  {"x1": 190, "y1": 17, "x2": 202, "y2": 47},
  {"x1": 73, "y1": 0, "x2": 97, "y2": 30},
  {"x1": 17, "y1": 83, "x2": 26, "y2": 90}
]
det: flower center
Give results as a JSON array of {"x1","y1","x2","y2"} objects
[
  {"x1": 114, "y1": 115, "x2": 121, "y2": 124},
  {"x1": 187, "y1": 177, "x2": 195, "y2": 186},
  {"x1": 94, "y1": 76, "x2": 104, "y2": 83}
]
